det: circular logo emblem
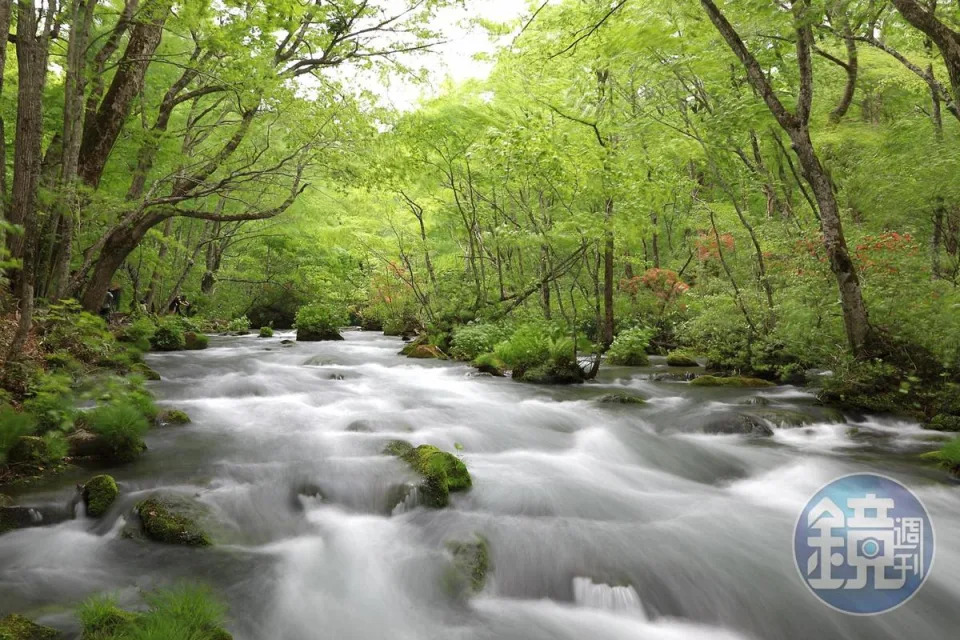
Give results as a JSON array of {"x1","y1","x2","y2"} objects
[{"x1": 793, "y1": 473, "x2": 934, "y2": 615}]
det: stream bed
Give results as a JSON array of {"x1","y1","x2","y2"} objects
[{"x1": 1, "y1": 330, "x2": 957, "y2": 639}]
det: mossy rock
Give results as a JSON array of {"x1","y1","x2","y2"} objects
[
  {"x1": 702, "y1": 414, "x2": 774, "y2": 437},
  {"x1": 296, "y1": 327, "x2": 343, "y2": 342},
  {"x1": 473, "y1": 354, "x2": 507, "y2": 377},
  {"x1": 66, "y1": 429, "x2": 111, "y2": 459},
  {"x1": 746, "y1": 410, "x2": 817, "y2": 428},
  {"x1": 258, "y1": 327, "x2": 274, "y2": 338},
  {"x1": 445, "y1": 536, "x2": 490, "y2": 595},
  {"x1": 666, "y1": 351, "x2": 699, "y2": 367},
  {"x1": 402, "y1": 344, "x2": 447, "y2": 359},
  {"x1": 135, "y1": 497, "x2": 212, "y2": 546},
  {"x1": 157, "y1": 409, "x2": 191, "y2": 425},
  {"x1": 597, "y1": 393, "x2": 646, "y2": 405},
  {"x1": 386, "y1": 443, "x2": 471, "y2": 508},
  {"x1": 690, "y1": 375, "x2": 775, "y2": 388},
  {"x1": 83, "y1": 475, "x2": 119, "y2": 518},
  {"x1": 607, "y1": 352, "x2": 650, "y2": 367},
  {"x1": 0, "y1": 506, "x2": 35, "y2": 535},
  {"x1": 515, "y1": 362, "x2": 585, "y2": 385},
  {"x1": 132, "y1": 363, "x2": 161, "y2": 381},
  {"x1": 923, "y1": 414, "x2": 960, "y2": 432},
  {"x1": 184, "y1": 332, "x2": 209, "y2": 350},
  {"x1": 0, "y1": 614, "x2": 60, "y2": 640},
  {"x1": 7, "y1": 437, "x2": 57, "y2": 465}
]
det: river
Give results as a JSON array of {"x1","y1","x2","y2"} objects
[{"x1": 1, "y1": 331, "x2": 957, "y2": 639}]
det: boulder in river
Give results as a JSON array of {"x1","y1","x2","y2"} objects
[
  {"x1": 690, "y1": 375, "x2": 775, "y2": 388},
  {"x1": 297, "y1": 327, "x2": 343, "y2": 342},
  {"x1": 702, "y1": 414, "x2": 774, "y2": 437},
  {"x1": 385, "y1": 441, "x2": 471, "y2": 508},
  {"x1": 135, "y1": 497, "x2": 212, "y2": 546},
  {"x1": 665, "y1": 351, "x2": 699, "y2": 367},
  {"x1": 923, "y1": 414, "x2": 960, "y2": 432},
  {"x1": 0, "y1": 614, "x2": 60, "y2": 640},
  {"x1": 597, "y1": 393, "x2": 646, "y2": 405},
  {"x1": 445, "y1": 536, "x2": 490, "y2": 595},
  {"x1": 83, "y1": 475, "x2": 119, "y2": 518},
  {"x1": 515, "y1": 361, "x2": 586, "y2": 385},
  {"x1": 156, "y1": 409, "x2": 191, "y2": 426},
  {"x1": 184, "y1": 332, "x2": 209, "y2": 350},
  {"x1": 402, "y1": 344, "x2": 448, "y2": 359}
]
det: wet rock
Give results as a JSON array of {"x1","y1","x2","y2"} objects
[
  {"x1": 648, "y1": 372, "x2": 698, "y2": 382},
  {"x1": 66, "y1": 429, "x2": 109, "y2": 459},
  {"x1": 515, "y1": 362, "x2": 585, "y2": 385},
  {"x1": 0, "y1": 502, "x2": 72, "y2": 534},
  {"x1": 296, "y1": 327, "x2": 343, "y2": 342},
  {"x1": 83, "y1": 475, "x2": 119, "y2": 518},
  {"x1": 0, "y1": 614, "x2": 60, "y2": 639},
  {"x1": 280, "y1": 339, "x2": 294, "y2": 345},
  {"x1": 923, "y1": 414, "x2": 960, "y2": 432},
  {"x1": 597, "y1": 393, "x2": 646, "y2": 405},
  {"x1": 6, "y1": 437, "x2": 55, "y2": 465},
  {"x1": 289, "y1": 484, "x2": 324, "y2": 511},
  {"x1": 402, "y1": 344, "x2": 448, "y2": 359},
  {"x1": 135, "y1": 497, "x2": 212, "y2": 546},
  {"x1": 445, "y1": 536, "x2": 490, "y2": 594},
  {"x1": 328, "y1": 373, "x2": 345, "y2": 381},
  {"x1": 690, "y1": 375, "x2": 775, "y2": 388},
  {"x1": 745, "y1": 410, "x2": 817, "y2": 428},
  {"x1": 740, "y1": 397, "x2": 771, "y2": 406},
  {"x1": 665, "y1": 351, "x2": 699, "y2": 367},
  {"x1": 702, "y1": 414, "x2": 774, "y2": 437},
  {"x1": 345, "y1": 420, "x2": 373, "y2": 433},
  {"x1": 184, "y1": 332, "x2": 209, "y2": 350},
  {"x1": 157, "y1": 409, "x2": 191, "y2": 426},
  {"x1": 385, "y1": 442, "x2": 471, "y2": 508},
  {"x1": 133, "y1": 363, "x2": 162, "y2": 380}
]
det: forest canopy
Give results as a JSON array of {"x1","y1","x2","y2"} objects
[{"x1": 1, "y1": 0, "x2": 960, "y2": 417}]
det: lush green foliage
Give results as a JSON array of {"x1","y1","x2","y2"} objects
[
  {"x1": 606, "y1": 328, "x2": 654, "y2": 367},
  {"x1": 450, "y1": 323, "x2": 512, "y2": 361},
  {"x1": 151, "y1": 322, "x2": 186, "y2": 352},
  {"x1": 79, "y1": 585, "x2": 229, "y2": 639},
  {"x1": 295, "y1": 303, "x2": 347, "y2": 340},
  {"x1": 258, "y1": 327, "x2": 274, "y2": 338},
  {"x1": 85, "y1": 401, "x2": 151, "y2": 463},
  {"x1": 0, "y1": 406, "x2": 37, "y2": 464}
]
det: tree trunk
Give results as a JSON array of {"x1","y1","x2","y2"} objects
[
  {"x1": 602, "y1": 197, "x2": 615, "y2": 348},
  {"x1": 78, "y1": 0, "x2": 171, "y2": 187},
  {"x1": 142, "y1": 217, "x2": 173, "y2": 311},
  {"x1": 891, "y1": 0, "x2": 960, "y2": 106},
  {"x1": 6, "y1": 0, "x2": 54, "y2": 361}
]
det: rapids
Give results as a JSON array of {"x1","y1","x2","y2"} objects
[{"x1": 0, "y1": 331, "x2": 957, "y2": 639}]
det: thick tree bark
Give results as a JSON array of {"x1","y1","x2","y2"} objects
[
  {"x1": 6, "y1": 0, "x2": 54, "y2": 361},
  {"x1": 891, "y1": 0, "x2": 960, "y2": 105},
  {"x1": 0, "y1": 0, "x2": 12, "y2": 213},
  {"x1": 78, "y1": 0, "x2": 171, "y2": 187},
  {"x1": 700, "y1": 0, "x2": 873, "y2": 357}
]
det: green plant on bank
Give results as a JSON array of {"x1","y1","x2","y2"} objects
[
  {"x1": 22, "y1": 373, "x2": 76, "y2": 432},
  {"x1": 922, "y1": 437, "x2": 960, "y2": 475},
  {"x1": 79, "y1": 585, "x2": 231, "y2": 640},
  {"x1": 606, "y1": 326, "x2": 654, "y2": 366},
  {"x1": 150, "y1": 321, "x2": 186, "y2": 352},
  {"x1": 85, "y1": 401, "x2": 150, "y2": 463},
  {"x1": 226, "y1": 316, "x2": 251, "y2": 333},
  {"x1": 118, "y1": 316, "x2": 158, "y2": 352},
  {"x1": 0, "y1": 406, "x2": 38, "y2": 464},
  {"x1": 296, "y1": 303, "x2": 347, "y2": 341},
  {"x1": 39, "y1": 300, "x2": 118, "y2": 365},
  {"x1": 450, "y1": 322, "x2": 512, "y2": 361}
]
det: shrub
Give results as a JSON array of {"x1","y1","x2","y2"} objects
[
  {"x1": 23, "y1": 373, "x2": 76, "y2": 432},
  {"x1": 40, "y1": 300, "x2": 118, "y2": 365},
  {"x1": 86, "y1": 401, "x2": 150, "y2": 462},
  {"x1": 119, "y1": 316, "x2": 157, "y2": 352},
  {"x1": 0, "y1": 406, "x2": 37, "y2": 464},
  {"x1": 606, "y1": 327, "x2": 654, "y2": 366},
  {"x1": 258, "y1": 326, "x2": 274, "y2": 338},
  {"x1": 450, "y1": 323, "x2": 511, "y2": 361},
  {"x1": 150, "y1": 321, "x2": 185, "y2": 351},
  {"x1": 493, "y1": 325, "x2": 585, "y2": 384},
  {"x1": 6, "y1": 432, "x2": 67, "y2": 465},
  {"x1": 79, "y1": 585, "x2": 230, "y2": 640},
  {"x1": 226, "y1": 315, "x2": 251, "y2": 333},
  {"x1": 493, "y1": 324, "x2": 550, "y2": 373},
  {"x1": 184, "y1": 332, "x2": 209, "y2": 350},
  {"x1": 295, "y1": 303, "x2": 346, "y2": 341}
]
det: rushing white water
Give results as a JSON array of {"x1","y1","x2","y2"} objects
[{"x1": 0, "y1": 330, "x2": 957, "y2": 639}]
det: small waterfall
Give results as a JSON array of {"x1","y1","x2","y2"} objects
[
  {"x1": 573, "y1": 577, "x2": 647, "y2": 618},
  {"x1": 390, "y1": 485, "x2": 420, "y2": 516}
]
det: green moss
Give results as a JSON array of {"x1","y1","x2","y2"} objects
[
  {"x1": 258, "y1": 327, "x2": 274, "y2": 338},
  {"x1": 383, "y1": 440, "x2": 414, "y2": 457},
  {"x1": 136, "y1": 498, "x2": 211, "y2": 546},
  {"x1": 597, "y1": 393, "x2": 646, "y2": 405},
  {"x1": 666, "y1": 351, "x2": 698, "y2": 367},
  {"x1": 150, "y1": 324, "x2": 185, "y2": 352},
  {"x1": 83, "y1": 475, "x2": 119, "y2": 518},
  {"x1": 921, "y1": 437, "x2": 960, "y2": 470},
  {"x1": 131, "y1": 364, "x2": 161, "y2": 381},
  {"x1": 86, "y1": 402, "x2": 149, "y2": 463},
  {"x1": 157, "y1": 409, "x2": 191, "y2": 425},
  {"x1": 7, "y1": 436, "x2": 60, "y2": 466},
  {"x1": 924, "y1": 414, "x2": 960, "y2": 432},
  {"x1": 445, "y1": 536, "x2": 490, "y2": 594},
  {"x1": 690, "y1": 375, "x2": 776, "y2": 388},
  {"x1": 515, "y1": 361, "x2": 585, "y2": 385},
  {"x1": 184, "y1": 332, "x2": 209, "y2": 350},
  {"x1": 402, "y1": 344, "x2": 447, "y2": 359},
  {"x1": 387, "y1": 444, "x2": 471, "y2": 508},
  {"x1": 473, "y1": 353, "x2": 507, "y2": 377},
  {"x1": 0, "y1": 614, "x2": 60, "y2": 640}
]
